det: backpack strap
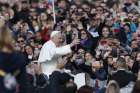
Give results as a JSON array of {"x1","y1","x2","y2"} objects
[{"x1": 0, "y1": 69, "x2": 20, "y2": 77}]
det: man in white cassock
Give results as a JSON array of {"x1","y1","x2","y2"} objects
[{"x1": 38, "y1": 31, "x2": 79, "y2": 77}]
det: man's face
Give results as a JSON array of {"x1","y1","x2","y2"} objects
[
  {"x1": 17, "y1": 37, "x2": 25, "y2": 47},
  {"x1": 54, "y1": 33, "x2": 63, "y2": 47}
]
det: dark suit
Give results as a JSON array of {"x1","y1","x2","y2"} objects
[
  {"x1": 110, "y1": 70, "x2": 137, "y2": 88},
  {"x1": 49, "y1": 71, "x2": 74, "y2": 93}
]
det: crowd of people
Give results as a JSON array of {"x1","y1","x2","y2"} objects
[{"x1": 1, "y1": 0, "x2": 140, "y2": 93}]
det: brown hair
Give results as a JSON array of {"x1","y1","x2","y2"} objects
[
  {"x1": 77, "y1": 85, "x2": 93, "y2": 93},
  {"x1": 0, "y1": 25, "x2": 15, "y2": 52}
]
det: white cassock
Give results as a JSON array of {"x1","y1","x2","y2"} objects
[{"x1": 38, "y1": 40, "x2": 72, "y2": 76}]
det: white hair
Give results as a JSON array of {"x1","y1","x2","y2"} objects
[{"x1": 50, "y1": 31, "x2": 61, "y2": 38}]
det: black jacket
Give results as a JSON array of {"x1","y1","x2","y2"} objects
[{"x1": 110, "y1": 70, "x2": 137, "y2": 88}]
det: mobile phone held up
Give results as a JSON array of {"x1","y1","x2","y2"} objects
[{"x1": 100, "y1": 40, "x2": 107, "y2": 45}]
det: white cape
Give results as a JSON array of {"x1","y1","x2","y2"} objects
[{"x1": 38, "y1": 40, "x2": 71, "y2": 76}]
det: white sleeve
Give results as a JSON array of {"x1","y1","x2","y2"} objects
[
  {"x1": 38, "y1": 44, "x2": 72, "y2": 62},
  {"x1": 54, "y1": 45, "x2": 72, "y2": 55}
]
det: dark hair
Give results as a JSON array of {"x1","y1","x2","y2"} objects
[
  {"x1": 84, "y1": 51, "x2": 94, "y2": 58},
  {"x1": 101, "y1": 26, "x2": 112, "y2": 38},
  {"x1": 77, "y1": 85, "x2": 94, "y2": 93},
  {"x1": 123, "y1": 23, "x2": 131, "y2": 31},
  {"x1": 60, "y1": 82, "x2": 77, "y2": 93}
]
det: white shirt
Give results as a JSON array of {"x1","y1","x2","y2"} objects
[{"x1": 38, "y1": 40, "x2": 72, "y2": 76}]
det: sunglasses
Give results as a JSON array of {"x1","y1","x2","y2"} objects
[{"x1": 17, "y1": 40, "x2": 24, "y2": 43}]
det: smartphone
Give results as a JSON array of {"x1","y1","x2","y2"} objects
[
  {"x1": 78, "y1": 32, "x2": 81, "y2": 39},
  {"x1": 114, "y1": 28, "x2": 120, "y2": 33},
  {"x1": 112, "y1": 48, "x2": 118, "y2": 57}
]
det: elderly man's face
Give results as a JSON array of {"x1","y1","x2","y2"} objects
[{"x1": 54, "y1": 33, "x2": 63, "y2": 47}]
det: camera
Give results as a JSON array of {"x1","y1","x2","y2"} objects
[{"x1": 111, "y1": 48, "x2": 118, "y2": 57}]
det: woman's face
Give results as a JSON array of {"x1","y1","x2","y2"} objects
[
  {"x1": 102, "y1": 27, "x2": 110, "y2": 38},
  {"x1": 25, "y1": 46, "x2": 33, "y2": 55},
  {"x1": 81, "y1": 31, "x2": 87, "y2": 39},
  {"x1": 70, "y1": 5, "x2": 77, "y2": 13},
  {"x1": 96, "y1": 7, "x2": 103, "y2": 14},
  {"x1": 85, "y1": 52, "x2": 93, "y2": 61},
  {"x1": 124, "y1": 25, "x2": 130, "y2": 33}
]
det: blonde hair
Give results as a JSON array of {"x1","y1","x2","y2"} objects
[
  {"x1": 0, "y1": 25, "x2": 15, "y2": 51},
  {"x1": 106, "y1": 80, "x2": 120, "y2": 93}
]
